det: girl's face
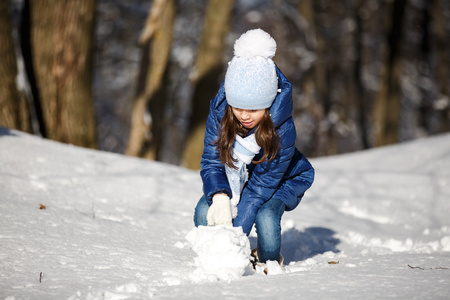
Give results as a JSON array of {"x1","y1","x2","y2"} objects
[{"x1": 231, "y1": 107, "x2": 265, "y2": 129}]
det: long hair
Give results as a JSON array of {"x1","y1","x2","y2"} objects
[{"x1": 215, "y1": 106, "x2": 280, "y2": 168}]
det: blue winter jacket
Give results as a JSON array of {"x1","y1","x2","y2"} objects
[{"x1": 200, "y1": 66, "x2": 315, "y2": 235}]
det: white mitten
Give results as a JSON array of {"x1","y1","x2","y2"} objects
[{"x1": 207, "y1": 194, "x2": 232, "y2": 226}]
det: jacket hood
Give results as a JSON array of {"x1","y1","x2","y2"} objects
[
  {"x1": 212, "y1": 65, "x2": 293, "y2": 128},
  {"x1": 270, "y1": 65, "x2": 293, "y2": 128}
]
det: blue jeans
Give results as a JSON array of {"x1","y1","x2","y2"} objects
[{"x1": 194, "y1": 195, "x2": 285, "y2": 263}]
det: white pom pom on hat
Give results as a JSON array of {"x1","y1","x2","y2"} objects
[
  {"x1": 234, "y1": 28, "x2": 277, "y2": 59},
  {"x1": 225, "y1": 29, "x2": 278, "y2": 110}
]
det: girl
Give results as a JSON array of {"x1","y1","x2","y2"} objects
[{"x1": 193, "y1": 29, "x2": 314, "y2": 267}]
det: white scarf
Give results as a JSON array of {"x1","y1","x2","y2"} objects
[{"x1": 225, "y1": 133, "x2": 261, "y2": 218}]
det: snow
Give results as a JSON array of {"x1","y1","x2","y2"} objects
[
  {"x1": 1, "y1": 126, "x2": 449, "y2": 299},
  {"x1": 185, "y1": 225, "x2": 252, "y2": 282}
]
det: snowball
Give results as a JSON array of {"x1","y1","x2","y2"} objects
[
  {"x1": 186, "y1": 225, "x2": 252, "y2": 281},
  {"x1": 234, "y1": 29, "x2": 276, "y2": 59}
]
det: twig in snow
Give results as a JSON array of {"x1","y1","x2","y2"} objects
[
  {"x1": 408, "y1": 264, "x2": 424, "y2": 270},
  {"x1": 39, "y1": 272, "x2": 43, "y2": 283},
  {"x1": 408, "y1": 264, "x2": 449, "y2": 270}
]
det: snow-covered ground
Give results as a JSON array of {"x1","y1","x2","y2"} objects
[{"x1": 1, "y1": 126, "x2": 449, "y2": 299}]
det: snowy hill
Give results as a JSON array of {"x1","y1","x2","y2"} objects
[{"x1": 1, "y1": 126, "x2": 449, "y2": 299}]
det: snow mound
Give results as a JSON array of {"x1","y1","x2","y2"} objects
[
  {"x1": 186, "y1": 225, "x2": 252, "y2": 281},
  {"x1": 234, "y1": 28, "x2": 276, "y2": 58},
  {"x1": 1, "y1": 128, "x2": 450, "y2": 299}
]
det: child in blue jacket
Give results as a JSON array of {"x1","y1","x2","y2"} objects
[{"x1": 194, "y1": 29, "x2": 314, "y2": 266}]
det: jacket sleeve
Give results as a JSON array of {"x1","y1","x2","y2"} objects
[
  {"x1": 200, "y1": 99, "x2": 232, "y2": 205},
  {"x1": 233, "y1": 120, "x2": 297, "y2": 234},
  {"x1": 274, "y1": 150, "x2": 314, "y2": 211}
]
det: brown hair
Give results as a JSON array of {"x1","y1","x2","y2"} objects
[{"x1": 215, "y1": 106, "x2": 280, "y2": 168}]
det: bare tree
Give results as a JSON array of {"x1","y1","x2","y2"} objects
[
  {"x1": 125, "y1": 0, "x2": 176, "y2": 159},
  {"x1": 373, "y1": 0, "x2": 407, "y2": 147},
  {"x1": 433, "y1": 0, "x2": 449, "y2": 131},
  {"x1": 352, "y1": 0, "x2": 369, "y2": 150},
  {"x1": 182, "y1": 0, "x2": 235, "y2": 169},
  {"x1": 297, "y1": 0, "x2": 332, "y2": 156},
  {"x1": 26, "y1": 0, "x2": 97, "y2": 148},
  {"x1": 0, "y1": 1, "x2": 31, "y2": 132}
]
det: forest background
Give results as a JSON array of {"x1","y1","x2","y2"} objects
[{"x1": 1, "y1": 0, "x2": 449, "y2": 170}]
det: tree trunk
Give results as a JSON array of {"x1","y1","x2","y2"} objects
[
  {"x1": 182, "y1": 0, "x2": 235, "y2": 169},
  {"x1": 0, "y1": 1, "x2": 31, "y2": 132},
  {"x1": 433, "y1": 0, "x2": 449, "y2": 132},
  {"x1": 308, "y1": 1, "x2": 336, "y2": 156},
  {"x1": 29, "y1": 0, "x2": 97, "y2": 148},
  {"x1": 353, "y1": 0, "x2": 369, "y2": 149},
  {"x1": 373, "y1": 0, "x2": 406, "y2": 147},
  {"x1": 296, "y1": 0, "x2": 325, "y2": 156},
  {"x1": 125, "y1": 0, "x2": 176, "y2": 159}
]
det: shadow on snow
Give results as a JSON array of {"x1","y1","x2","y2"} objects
[
  {"x1": 0, "y1": 127, "x2": 18, "y2": 137},
  {"x1": 249, "y1": 227, "x2": 340, "y2": 265}
]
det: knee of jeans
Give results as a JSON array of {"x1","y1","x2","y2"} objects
[
  {"x1": 255, "y1": 201, "x2": 284, "y2": 231},
  {"x1": 255, "y1": 210, "x2": 279, "y2": 233},
  {"x1": 194, "y1": 196, "x2": 209, "y2": 227}
]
